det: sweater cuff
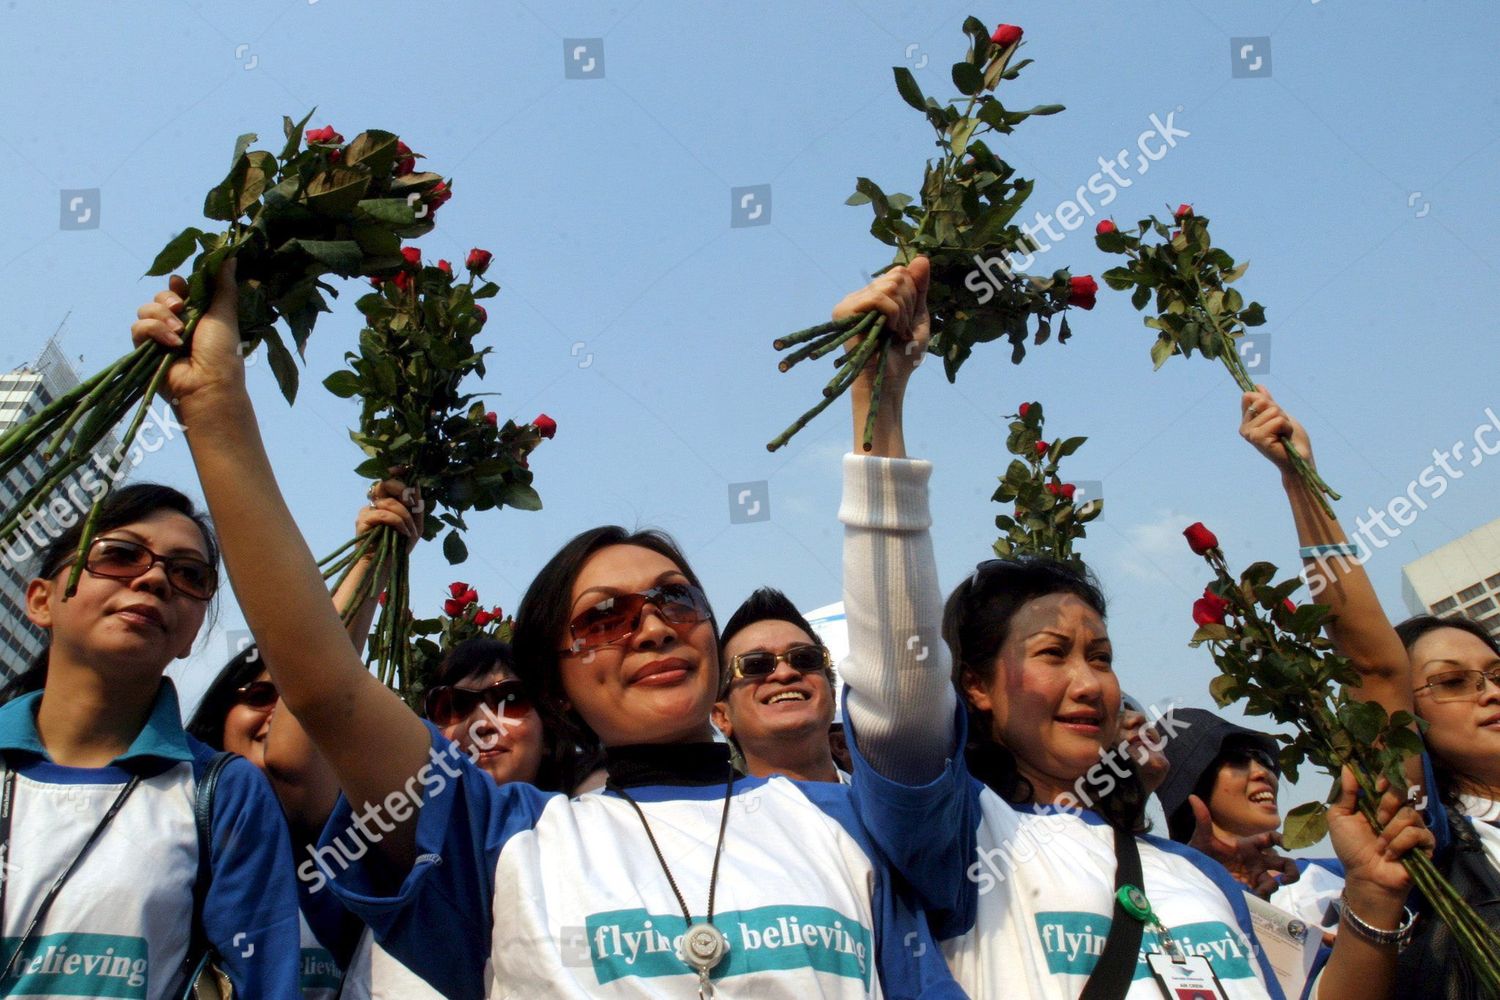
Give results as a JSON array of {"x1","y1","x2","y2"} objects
[{"x1": 838, "y1": 454, "x2": 933, "y2": 531}]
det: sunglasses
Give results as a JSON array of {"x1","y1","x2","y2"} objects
[
  {"x1": 425, "y1": 679, "x2": 533, "y2": 727},
  {"x1": 562, "y1": 582, "x2": 712, "y2": 655},
  {"x1": 234, "y1": 680, "x2": 278, "y2": 711},
  {"x1": 727, "y1": 644, "x2": 831, "y2": 684},
  {"x1": 70, "y1": 536, "x2": 217, "y2": 600},
  {"x1": 1220, "y1": 746, "x2": 1278, "y2": 772},
  {"x1": 1415, "y1": 666, "x2": 1500, "y2": 703}
]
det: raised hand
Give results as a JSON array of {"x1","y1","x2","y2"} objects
[
  {"x1": 1240, "y1": 385, "x2": 1315, "y2": 475},
  {"x1": 129, "y1": 261, "x2": 244, "y2": 412},
  {"x1": 1186, "y1": 794, "x2": 1302, "y2": 898}
]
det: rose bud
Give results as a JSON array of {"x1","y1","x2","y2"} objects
[
  {"x1": 460, "y1": 588, "x2": 480, "y2": 606},
  {"x1": 484, "y1": 412, "x2": 498, "y2": 426},
  {"x1": 991, "y1": 23, "x2": 1023, "y2": 47},
  {"x1": 394, "y1": 140, "x2": 416, "y2": 176},
  {"x1": 427, "y1": 181, "x2": 452, "y2": 214},
  {"x1": 1059, "y1": 483, "x2": 1077, "y2": 501},
  {"x1": 449, "y1": 582, "x2": 471, "y2": 597},
  {"x1": 533, "y1": 414, "x2": 558, "y2": 439},
  {"x1": 1034, "y1": 441, "x2": 1049, "y2": 457},
  {"x1": 473, "y1": 305, "x2": 487, "y2": 325},
  {"x1": 437, "y1": 259, "x2": 453, "y2": 276},
  {"x1": 1067, "y1": 275, "x2": 1098, "y2": 310},
  {"x1": 401, "y1": 246, "x2": 422, "y2": 268},
  {"x1": 1018, "y1": 402, "x2": 1031, "y2": 418},
  {"x1": 392, "y1": 271, "x2": 412, "y2": 292},
  {"x1": 467, "y1": 248, "x2": 493, "y2": 275},
  {"x1": 1174, "y1": 203, "x2": 1193, "y2": 220},
  {"x1": 1183, "y1": 522, "x2": 1219, "y2": 554},
  {"x1": 1095, "y1": 219, "x2": 1117, "y2": 235},
  {"x1": 1283, "y1": 598, "x2": 1297, "y2": 614},
  {"x1": 473, "y1": 610, "x2": 494, "y2": 627},
  {"x1": 305, "y1": 125, "x2": 343, "y2": 145},
  {"x1": 491, "y1": 605, "x2": 503, "y2": 619},
  {"x1": 443, "y1": 598, "x2": 465, "y2": 616},
  {"x1": 369, "y1": 276, "x2": 385, "y2": 288},
  {"x1": 1192, "y1": 590, "x2": 1230, "y2": 626}
]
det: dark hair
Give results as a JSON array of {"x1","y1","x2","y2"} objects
[
  {"x1": 1397, "y1": 614, "x2": 1500, "y2": 808},
  {"x1": 511, "y1": 526, "x2": 718, "y2": 765},
  {"x1": 943, "y1": 556, "x2": 1147, "y2": 833},
  {"x1": 185, "y1": 644, "x2": 266, "y2": 750},
  {"x1": 0, "y1": 483, "x2": 218, "y2": 704},
  {"x1": 718, "y1": 587, "x2": 822, "y2": 692}
]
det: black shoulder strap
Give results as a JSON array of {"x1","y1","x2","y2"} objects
[
  {"x1": 1079, "y1": 823, "x2": 1146, "y2": 1000},
  {"x1": 186, "y1": 751, "x2": 236, "y2": 966}
]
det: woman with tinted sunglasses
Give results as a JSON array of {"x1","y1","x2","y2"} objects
[
  {"x1": 830, "y1": 258, "x2": 1434, "y2": 1000},
  {"x1": 131, "y1": 263, "x2": 956, "y2": 998},
  {"x1": 0, "y1": 481, "x2": 299, "y2": 997},
  {"x1": 185, "y1": 491, "x2": 421, "y2": 1000}
]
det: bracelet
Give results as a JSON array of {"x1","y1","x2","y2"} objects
[
  {"x1": 1300, "y1": 543, "x2": 1361, "y2": 561},
  {"x1": 1336, "y1": 892, "x2": 1416, "y2": 950}
]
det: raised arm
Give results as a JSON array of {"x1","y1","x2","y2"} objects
[
  {"x1": 837, "y1": 257, "x2": 958, "y2": 785},
  {"x1": 132, "y1": 264, "x2": 431, "y2": 869},
  {"x1": 263, "y1": 492, "x2": 423, "y2": 839},
  {"x1": 1240, "y1": 387, "x2": 1413, "y2": 716}
]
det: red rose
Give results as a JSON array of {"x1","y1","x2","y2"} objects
[
  {"x1": 329, "y1": 149, "x2": 343, "y2": 165},
  {"x1": 369, "y1": 276, "x2": 384, "y2": 288},
  {"x1": 491, "y1": 605, "x2": 503, "y2": 619},
  {"x1": 1183, "y1": 522, "x2": 1219, "y2": 555},
  {"x1": 437, "y1": 259, "x2": 453, "y2": 276},
  {"x1": 1034, "y1": 441, "x2": 1049, "y2": 457},
  {"x1": 473, "y1": 610, "x2": 494, "y2": 627},
  {"x1": 305, "y1": 125, "x2": 343, "y2": 145},
  {"x1": 1067, "y1": 275, "x2": 1098, "y2": 310},
  {"x1": 460, "y1": 588, "x2": 479, "y2": 606},
  {"x1": 473, "y1": 305, "x2": 487, "y2": 324},
  {"x1": 1095, "y1": 219, "x2": 1117, "y2": 235},
  {"x1": 1283, "y1": 598, "x2": 1297, "y2": 614},
  {"x1": 394, "y1": 140, "x2": 416, "y2": 176},
  {"x1": 443, "y1": 599, "x2": 464, "y2": 616},
  {"x1": 1192, "y1": 588, "x2": 1230, "y2": 626},
  {"x1": 427, "y1": 181, "x2": 452, "y2": 214},
  {"x1": 466, "y1": 248, "x2": 493, "y2": 275},
  {"x1": 484, "y1": 412, "x2": 498, "y2": 426},
  {"x1": 392, "y1": 271, "x2": 412, "y2": 292},
  {"x1": 1174, "y1": 203, "x2": 1193, "y2": 220},
  {"x1": 401, "y1": 247, "x2": 422, "y2": 267},
  {"x1": 1170, "y1": 230, "x2": 1182, "y2": 241},
  {"x1": 1018, "y1": 402, "x2": 1031, "y2": 418},
  {"x1": 1059, "y1": 483, "x2": 1077, "y2": 501},
  {"x1": 991, "y1": 23, "x2": 1023, "y2": 47},
  {"x1": 533, "y1": 414, "x2": 557, "y2": 439},
  {"x1": 449, "y1": 582, "x2": 471, "y2": 597}
]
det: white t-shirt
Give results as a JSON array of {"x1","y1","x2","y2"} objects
[
  {"x1": 317, "y1": 729, "x2": 954, "y2": 999},
  {"x1": 1457, "y1": 794, "x2": 1500, "y2": 872},
  {"x1": 338, "y1": 928, "x2": 446, "y2": 1000}
]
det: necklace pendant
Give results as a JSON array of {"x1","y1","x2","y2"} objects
[{"x1": 680, "y1": 922, "x2": 729, "y2": 975}]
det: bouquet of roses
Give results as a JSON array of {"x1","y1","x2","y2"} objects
[
  {"x1": 318, "y1": 247, "x2": 551, "y2": 686},
  {"x1": 1094, "y1": 207, "x2": 1338, "y2": 516},
  {"x1": 397, "y1": 581, "x2": 515, "y2": 713},
  {"x1": 991, "y1": 401, "x2": 1099, "y2": 570},
  {"x1": 1185, "y1": 522, "x2": 1500, "y2": 990},
  {"x1": 768, "y1": 16, "x2": 1095, "y2": 452},
  {"x1": 0, "y1": 113, "x2": 450, "y2": 594}
]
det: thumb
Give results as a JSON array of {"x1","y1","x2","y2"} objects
[
  {"x1": 1189, "y1": 793, "x2": 1214, "y2": 831},
  {"x1": 206, "y1": 258, "x2": 239, "y2": 326},
  {"x1": 907, "y1": 255, "x2": 931, "y2": 304},
  {"x1": 1331, "y1": 766, "x2": 1358, "y2": 815}
]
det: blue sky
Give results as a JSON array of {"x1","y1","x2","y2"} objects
[{"x1": 3, "y1": 1, "x2": 1497, "y2": 814}]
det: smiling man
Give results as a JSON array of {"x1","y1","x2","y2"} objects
[{"x1": 712, "y1": 588, "x2": 844, "y2": 783}]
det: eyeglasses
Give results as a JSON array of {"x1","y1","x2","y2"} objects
[
  {"x1": 69, "y1": 537, "x2": 217, "y2": 600},
  {"x1": 562, "y1": 582, "x2": 712, "y2": 655},
  {"x1": 1220, "y1": 747, "x2": 1278, "y2": 772},
  {"x1": 1415, "y1": 666, "x2": 1500, "y2": 703},
  {"x1": 727, "y1": 644, "x2": 831, "y2": 684},
  {"x1": 425, "y1": 679, "x2": 533, "y2": 727},
  {"x1": 234, "y1": 680, "x2": 278, "y2": 711}
]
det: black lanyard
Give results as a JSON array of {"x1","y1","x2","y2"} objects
[{"x1": 0, "y1": 759, "x2": 141, "y2": 979}]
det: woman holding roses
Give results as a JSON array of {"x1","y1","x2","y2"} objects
[
  {"x1": 128, "y1": 263, "x2": 955, "y2": 998},
  {"x1": 1241, "y1": 386, "x2": 1500, "y2": 996},
  {"x1": 834, "y1": 258, "x2": 1434, "y2": 1000}
]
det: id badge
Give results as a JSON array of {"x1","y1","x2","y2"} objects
[{"x1": 1146, "y1": 951, "x2": 1230, "y2": 1000}]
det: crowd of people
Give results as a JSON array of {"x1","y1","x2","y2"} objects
[{"x1": 0, "y1": 255, "x2": 1495, "y2": 998}]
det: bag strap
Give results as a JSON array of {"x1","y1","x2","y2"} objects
[
  {"x1": 0, "y1": 753, "x2": 141, "y2": 979},
  {"x1": 1079, "y1": 822, "x2": 1146, "y2": 1000},
  {"x1": 185, "y1": 751, "x2": 236, "y2": 971}
]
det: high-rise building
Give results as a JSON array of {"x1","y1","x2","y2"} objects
[
  {"x1": 0, "y1": 340, "x2": 124, "y2": 681},
  {"x1": 1402, "y1": 518, "x2": 1500, "y2": 638}
]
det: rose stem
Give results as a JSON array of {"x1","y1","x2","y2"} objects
[
  {"x1": 42, "y1": 350, "x2": 147, "y2": 460},
  {"x1": 823, "y1": 318, "x2": 885, "y2": 397},
  {"x1": 777, "y1": 317, "x2": 868, "y2": 373},
  {"x1": 773, "y1": 316, "x2": 858, "y2": 351},
  {"x1": 861, "y1": 342, "x2": 889, "y2": 453}
]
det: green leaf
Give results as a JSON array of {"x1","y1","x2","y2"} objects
[
  {"x1": 1241, "y1": 302, "x2": 1267, "y2": 327},
  {"x1": 1018, "y1": 103, "x2": 1065, "y2": 116},
  {"x1": 280, "y1": 110, "x2": 315, "y2": 161},
  {"x1": 1281, "y1": 801, "x2": 1329, "y2": 849},
  {"x1": 284, "y1": 239, "x2": 365, "y2": 274},
  {"x1": 1340, "y1": 698, "x2": 1389, "y2": 744},
  {"x1": 230, "y1": 132, "x2": 257, "y2": 167},
  {"x1": 1102, "y1": 267, "x2": 1136, "y2": 291},
  {"x1": 1130, "y1": 284, "x2": 1151, "y2": 310},
  {"x1": 892, "y1": 67, "x2": 927, "y2": 113},
  {"x1": 260, "y1": 329, "x2": 301, "y2": 405},
  {"x1": 952, "y1": 62, "x2": 984, "y2": 96},
  {"x1": 1150, "y1": 334, "x2": 1175, "y2": 370},
  {"x1": 501, "y1": 482, "x2": 543, "y2": 511},
  {"x1": 443, "y1": 530, "x2": 469, "y2": 565},
  {"x1": 949, "y1": 118, "x2": 978, "y2": 158},
  {"x1": 146, "y1": 228, "x2": 205, "y2": 277},
  {"x1": 342, "y1": 130, "x2": 398, "y2": 175},
  {"x1": 1208, "y1": 673, "x2": 1239, "y2": 706},
  {"x1": 305, "y1": 166, "x2": 372, "y2": 217},
  {"x1": 322, "y1": 370, "x2": 361, "y2": 398}
]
